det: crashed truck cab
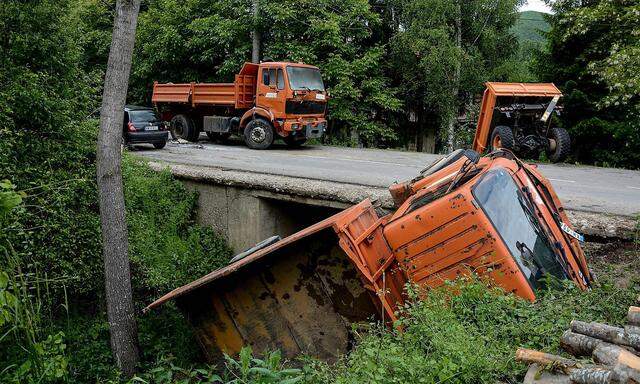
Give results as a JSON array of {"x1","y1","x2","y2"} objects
[{"x1": 145, "y1": 149, "x2": 592, "y2": 362}]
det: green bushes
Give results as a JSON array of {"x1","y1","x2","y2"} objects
[
  {"x1": 123, "y1": 156, "x2": 232, "y2": 292},
  {"x1": 302, "y1": 275, "x2": 638, "y2": 384}
]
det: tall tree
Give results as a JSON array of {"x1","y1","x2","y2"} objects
[
  {"x1": 390, "y1": 0, "x2": 521, "y2": 152},
  {"x1": 251, "y1": 0, "x2": 261, "y2": 62},
  {"x1": 96, "y1": 0, "x2": 142, "y2": 378}
]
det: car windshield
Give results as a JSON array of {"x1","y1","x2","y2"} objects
[
  {"x1": 286, "y1": 66, "x2": 325, "y2": 91},
  {"x1": 473, "y1": 168, "x2": 568, "y2": 288},
  {"x1": 129, "y1": 110, "x2": 158, "y2": 123}
]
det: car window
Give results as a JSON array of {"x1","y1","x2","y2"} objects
[{"x1": 128, "y1": 110, "x2": 158, "y2": 123}]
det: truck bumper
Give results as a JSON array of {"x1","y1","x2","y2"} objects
[
  {"x1": 281, "y1": 118, "x2": 326, "y2": 139},
  {"x1": 125, "y1": 130, "x2": 169, "y2": 144}
]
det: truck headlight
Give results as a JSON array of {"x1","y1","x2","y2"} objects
[{"x1": 291, "y1": 123, "x2": 300, "y2": 130}]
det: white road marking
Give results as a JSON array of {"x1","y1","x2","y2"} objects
[
  {"x1": 628, "y1": 186, "x2": 640, "y2": 190},
  {"x1": 548, "y1": 178, "x2": 576, "y2": 183}
]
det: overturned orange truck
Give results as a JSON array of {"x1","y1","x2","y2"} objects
[{"x1": 145, "y1": 149, "x2": 591, "y2": 362}]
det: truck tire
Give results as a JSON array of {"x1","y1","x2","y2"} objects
[
  {"x1": 283, "y1": 135, "x2": 306, "y2": 148},
  {"x1": 546, "y1": 127, "x2": 571, "y2": 163},
  {"x1": 171, "y1": 114, "x2": 199, "y2": 142},
  {"x1": 490, "y1": 125, "x2": 515, "y2": 152},
  {"x1": 244, "y1": 118, "x2": 274, "y2": 150}
]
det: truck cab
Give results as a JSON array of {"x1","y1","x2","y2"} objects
[
  {"x1": 254, "y1": 62, "x2": 327, "y2": 147},
  {"x1": 152, "y1": 61, "x2": 328, "y2": 149}
]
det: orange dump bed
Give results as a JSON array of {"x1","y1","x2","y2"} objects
[
  {"x1": 152, "y1": 74, "x2": 256, "y2": 109},
  {"x1": 485, "y1": 82, "x2": 562, "y2": 97}
]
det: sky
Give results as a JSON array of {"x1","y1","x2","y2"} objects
[{"x1": 519, "y1": 0, "x2": 552, "y2": 13}]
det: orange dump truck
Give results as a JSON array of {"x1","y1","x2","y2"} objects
[
  {"x1": 472, "y1": 82, "x2": 570, "y2": 162},
  {"x1": 152, "y1": 61, "x2": 327, "y2": 149},
  {"x1": 145, "y1": 149, "x2": 591, "y2": 362}
]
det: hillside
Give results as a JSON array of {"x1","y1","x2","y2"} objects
[{"x1": 513, "y1": 10, "x2": 550, "y2": 42}]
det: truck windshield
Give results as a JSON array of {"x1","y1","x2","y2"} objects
[
  {"x1": 286, "y1": 67, "x2": 325, "y2": 91},
  {"x1": 473, "y1": 168, "x2": 568, "y2": 289},
  {"x1": 129, "y1": 110, "x2": 158, "y2": 123}
]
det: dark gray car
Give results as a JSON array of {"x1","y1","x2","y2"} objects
[{"x1": 123, "y1": 105, "x2": 168, "y2": 149}]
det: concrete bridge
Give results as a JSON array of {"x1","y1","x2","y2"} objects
[{"x1": 137, "y1": 141, "x2": 640, "y2": 252}]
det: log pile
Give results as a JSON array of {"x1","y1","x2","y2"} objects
[{"x1": 517, "y1": 297, "x2": 640, "y2": 384}]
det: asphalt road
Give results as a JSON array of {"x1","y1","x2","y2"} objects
[{"x1": 135, "y1": 139, "x2": 640, "y2": 217}]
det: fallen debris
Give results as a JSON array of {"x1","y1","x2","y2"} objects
[{"x1": 518, "y1": 304, "x2": 640, "y2": 383}]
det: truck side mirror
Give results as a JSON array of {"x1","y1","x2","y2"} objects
[{"x1": 463, "y1": 149, "x2": 481, "y2": 164}]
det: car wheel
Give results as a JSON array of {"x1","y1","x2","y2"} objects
[
  {"x1": 490, "y1": 125, "x2": 515, "y2": 151},
  {"x1": 153, "y1": 141, "x2": 166, "y2": 149},
  {"x1": 546, "y1": 127, "x2": 570, "y2": 163},
  {"x1": 283, "y1": 135, "x2": 306, "y2": 148},
  {"x1": 170, "y1": 114, "x2": 199, "y2": 142},
  {"x1": 243, "y1": 118, "x2": 274, "y2": 150}
]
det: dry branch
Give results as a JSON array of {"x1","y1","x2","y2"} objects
[{"x1": 516, "y1": 348, "x2": 578, "y2": 373}]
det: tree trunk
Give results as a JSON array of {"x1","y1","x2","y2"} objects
[
  {"x1": 446, "y1": 1, "x2": 462, "y2": 153},
  {"x1": 97, "y1": 0, "x2": 141, "y2": 378},
  {"x1": 251, "y1": 0, "x2": 261, "y2": 63}
]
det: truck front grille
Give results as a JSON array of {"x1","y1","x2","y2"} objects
[{"x1": 285, "y1": 100, "x2": 326, "y2": 115}]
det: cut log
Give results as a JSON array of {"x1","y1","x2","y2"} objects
[
  {"x1": 571, "y1": 320, "x2": 640, "y2": 351},
  {"x1": 611, "y1": 348, "x2": 640, "y2": 383},
  {"x1": 561, "y1": 330, "x2": 603, "y2": 356},
  {"x1": 626, "y1": 325, "x2": 640, "y2": 336},
  {"x1": 569, "y1": 367, "x2": 614, "y2": 384},
  {"x1": 593, "y1": 344, "x2": 627, "y2": 366},
  {"x1": 516, "y1": 348, "x2": 578, "y2": 373},
  {"x1": 629, "y1": 307, "x2": 640, "y2": 327},
  {"x1": 524, "y1": 364, "x2": 571, "y2": 384}
]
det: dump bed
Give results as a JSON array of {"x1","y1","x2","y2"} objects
[
  {"x1": 152, "y1": 75, "x2": 256, "y2": 109},
  {"x1": 485, "y1": 82, "x2": 562, "y2": 97}
]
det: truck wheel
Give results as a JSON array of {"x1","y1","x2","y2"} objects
[
  {"x1": 206, "y1": 132, "x2": 231, "y2": 143},
  {"x1": 244, "y1": 118, "x2": 274, "y2": 149},
  {"x1": 284, "y1": 135, "x2": 306, "y2": 148},
  {"x1": 546, "y1": 127, "x2": 570, "y2": 163},
  {"x1": 490, "y1": 125, "x2": 515, "y2": 151},
  {"x1": 171, "y1": 114, "x2": 199, "y2": 142}
]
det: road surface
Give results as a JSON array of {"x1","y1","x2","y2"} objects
[{"x1": 135, "y1": 140, "x2": 640, "y2": 218}]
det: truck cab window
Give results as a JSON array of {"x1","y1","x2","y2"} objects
[
  {"x1": 277, "y1": 69, "x2": 285, "y2": 90},
  {"x1": 472, "y1": 168, "x2": 568, "y2": 288},
  {"x1": 268, "y1": 68, "x2": 277, "y2": 87},
  {"x1": 262, "y1": 69, "x2": 269, "y2": 86}
]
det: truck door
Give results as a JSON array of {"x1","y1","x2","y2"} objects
[{"x1": 257, "y1": 66, "x2": 286, "y2": 118}]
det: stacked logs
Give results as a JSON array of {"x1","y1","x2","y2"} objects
[{"x1": 516, "y1": 299, "x2": 640, "y2": 384}]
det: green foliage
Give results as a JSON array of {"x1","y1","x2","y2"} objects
[
  {"x1": 0, "y1": 184, "x2": 71, "y2": 383},
  {"x1": 538, "y1": 0, "x2": 640, "y2": 168},
  {"x1": 302, "y1": 276, "x2": 639, "y2": 384},
  {"x1": 125, "y1": 347, "x2": 303, "y2": 384},
  {"x1": 123, "y1": 156, "x2": 232, "y2": 292},
  {"x1": 389, "y1": 0, "x2": 523, "y2": 149},
  {"x1": 512, "y1": 11, "x2": 549, "y2": 42}
]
